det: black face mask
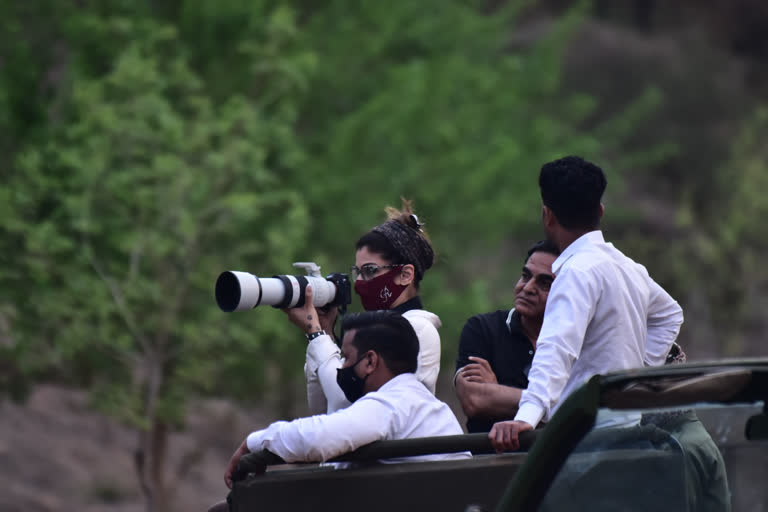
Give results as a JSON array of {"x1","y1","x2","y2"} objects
[{"x1": 336, "y1": 355, "x2": 369, "y2": 403}]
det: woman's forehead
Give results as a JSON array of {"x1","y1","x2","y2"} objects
[{"x1": 355, "y1": 246, "x2": 389, "y2": 266}]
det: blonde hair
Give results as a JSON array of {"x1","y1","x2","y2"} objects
[{"x1": 384, "y1": 197, "x2": 433, "y2": 246}]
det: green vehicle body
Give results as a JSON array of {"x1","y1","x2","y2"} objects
[{"x1": 230, "y1": 359, "x2": 768, "y2": 512}]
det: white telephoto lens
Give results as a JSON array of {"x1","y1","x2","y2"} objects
[
  {"x1": 258, "y1": 278, "x2": 289, "y2": 306},
  {"x1": 215, "y1": 271, "x2": 263, "y2": 312},
  {"x1": 306, "y1": 276, "x2": 337, "y2": 307},
  {"x1": 216, "y1": 269, "x2": 341, "y2": 311}
]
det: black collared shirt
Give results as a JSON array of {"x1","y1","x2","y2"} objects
[
  {"x1": 455, "y1": 309, "x2": 535, "y2": 433},
  {"x1": 392, "y1": 296, "x2": 424, "y2": 315}
]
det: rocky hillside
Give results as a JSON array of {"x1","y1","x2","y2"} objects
[{"x1": 0, "y1": 385, "x2": 275, "y2": 512}]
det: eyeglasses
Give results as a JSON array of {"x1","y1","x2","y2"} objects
[{"x1": 349, "y1": 263, "x2": 401, "y2": 281}]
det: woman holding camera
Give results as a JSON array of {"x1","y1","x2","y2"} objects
[{"x1": 286, "y1": 199, "x2": 441, "y2": 414}]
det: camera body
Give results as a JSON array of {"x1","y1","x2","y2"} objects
[{"x1": 215, "y1": 262, "x2": 351, "y2": 312}]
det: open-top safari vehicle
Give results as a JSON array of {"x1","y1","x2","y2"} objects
[{"x1": 229, "y1": 359, "x2": 768, "y2": 511}]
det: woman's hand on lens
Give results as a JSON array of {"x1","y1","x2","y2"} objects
[{"x1": 283, "y1": 285, "x2": 322, "y2": 334}]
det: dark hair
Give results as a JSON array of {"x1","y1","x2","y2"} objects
[
  {"x1": 539, "y1": 156, "x2": 607, "y2": 231},
  {"x1": 355, "y1": 198, "x2": 434, "y2": 285},
  {"x1": 525, "y1": 239, "x2": 560, "y2": 262},
  {"x1": 341, "y1": 310, "x2": 418, "y2": 375},
  {"x1": 355, "y1": 231, "x2": 401, "y2": 264}
]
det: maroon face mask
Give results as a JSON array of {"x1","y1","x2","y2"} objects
[{"x1": 354, "y1": 266, "x2": 408, "y2": 310}]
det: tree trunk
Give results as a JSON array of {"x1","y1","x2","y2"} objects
[
  {"x1": 135, "y1": 419, "x2": 170, "y2": 512},
  {"x1": 134, "y1": 355, "x2": 170, "y2": 512}
]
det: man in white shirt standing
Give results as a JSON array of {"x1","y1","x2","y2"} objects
[
  {"x1": 489, "y1": 156, "x2": 684, "y2": 452},
  {"x1": 217, "y1": 310, "x2": 467, "y2": 499}
]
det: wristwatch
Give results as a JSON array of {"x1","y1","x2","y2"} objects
[{"x1": 305, "y1": 330, "x2": 327, "y2": 341}]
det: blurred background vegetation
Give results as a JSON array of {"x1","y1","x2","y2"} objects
[{"x1": 2, "y1": 0, "x2": 768, "y2": 510}]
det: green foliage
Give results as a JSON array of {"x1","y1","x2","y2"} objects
[
  {"x1": 0, "y1": 0, "x2": 669, "y2": 422},
  {"x1": 1, "y1": 10, "x2": 311, "y2": 426},
  {"x1": 296, "y1": 1, "x2": 601, "y2": 256},
  {"x1": 694, "y1": 107, "x2": 768, "y2": 354},
  {"x1": 612, "y1": 104, "x2": 768, "y2": 358},
  {"x1": 12, "y1": 2, "x2": 767, "y2": 510},
  {"x1": 282, "y1": 0, "x2": 615, "y2": 358}
]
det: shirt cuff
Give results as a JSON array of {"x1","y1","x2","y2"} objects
[
  {"x1": 246, "y1": 430, "x2": 265, "y2": 453},
  {"x1": 453, "y1": 367, "x2": 464, "y2": 386},
  {"x1": 305, "y1": 334, "x2": 340, "y2": 374},
  {"x1": 515, "y1": 402, "x2": 544, "y2": 428}
]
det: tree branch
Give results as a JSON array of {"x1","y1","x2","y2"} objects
[
  {"x1": 129, "y1": 233, "x2": 145, "y2": 281},
  {"x1": 83, "y1": 242, "x2": 153, "y2": 355}
]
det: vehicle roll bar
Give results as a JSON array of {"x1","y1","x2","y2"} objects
[{"x1": 232, "y1": 430, "x2": 538, "y2": 482}]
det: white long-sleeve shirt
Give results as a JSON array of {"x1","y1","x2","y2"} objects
[
  {"x1": 304, "y1": 309, "x2": 442, "y2": 414},
  {"x1": 246, "y1": 373, "x2": 469, "y2": 463},
  {"x1": 515, "y1": 231, "x2": 684, "y2": 427}
]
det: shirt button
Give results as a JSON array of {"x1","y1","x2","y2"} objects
[{"x1": 529, "y1": 350, "x2": 534, "y2": 355}]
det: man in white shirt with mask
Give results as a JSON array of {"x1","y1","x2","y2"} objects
[
  {"x1": 489, "y1": 156, "x2": 684, "y2": 452},
  {"x1": 210, "y1": 309, "x2": 468, "y2": 511}
]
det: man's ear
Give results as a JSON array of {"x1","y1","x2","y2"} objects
[
  {"x1": 364, "y1": 351, "x2": 379, "y2": 375},
  {"x1": 599, "y1": 203, "x2": 605, "y2": 218},
  {"x1": 396, "y1": 264, "x2": 415, "y2": 286},
  {"x1": 542, "y1": 205, "x2": 556, "y2": 228}
]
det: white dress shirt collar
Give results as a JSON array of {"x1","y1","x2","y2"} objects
[
  {"x1": 551, "y1": 230, "x2": 605, "y2": 275},
  {"x1": 375, "y1": 372, "x2": 414, "y2": 393}
]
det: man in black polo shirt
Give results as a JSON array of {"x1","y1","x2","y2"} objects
[{"x1": 454, "y1": 240, "x2": 559, "y2": 432}]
